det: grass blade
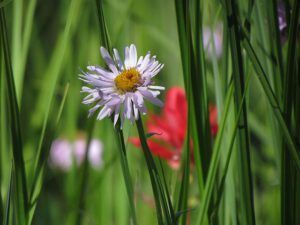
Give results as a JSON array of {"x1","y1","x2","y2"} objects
[
  {"x1": 135, "y1": 118, "x2": 164, "y2": 225},
  {"x1": 282, "y1": 0, "x2": 300, "y2": 224},
  {"x1": 136, "y1": 116, "x2": 176, "y2": 225},
  {"x1": 197, "y1": 71, "x2": 251, "y2": 225},
  {"x1": 0, "y1": 0, "x2": 12, "y2": 8},
  {"x1": 173, "y1": 4, "x2": 211, "y2": 223},
  {"x1": 175, "y1": 137, "x2": 190, "y2": 225},
  {"x1": 114, "y1": 124, "x2": 138, "y2": 225},
  {"x1": 193, "y1": 0, "x2": 212, "y2": 178},
  {"x1": 224, "y1": 1, "x2": 256, "y2": 224},
  {"x1": 11, "y1": 0, "x2": 23, "y2": 101},
  {"x1": 196, "y1": 81, "x2": 233, "y2": 225},
  {"x1": 27, "y1": 83, "x2": 69, "y2": 224},
  {"x1": 94, "y1": 0, "x2": 111, "y2": 51},
  {"x1": 3, "y1": 165, "x2": 13, "y2": 225},
  {"x1": 13, "y1": 0, "x2": 38, "y2": 98},
  {"x1": 211, "y1": 75, "x2": 252, "y2": 223},
  {"x1": 158, "y1": 160, "x2": 176, "y2": 222},
  {"x1": 75, "y1": 120, "x2": 95, "y2": 225},
  {"x1": 174, "y1": 0, "x2": 212, "y2": 180},
  {"x1": 32, "y1": 0, "x2": 83, "y2": 129},
  {"x1": 240, "y1": 27, "x2": 300, "y2": 169},
  {"x1": 0, "y1": 30, "x2": 3, "y2": 225},
  {"x1": 0, "y1": 5, "x2": 28, "y2": 224}
]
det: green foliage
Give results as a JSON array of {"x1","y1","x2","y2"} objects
[{"x1": 0, "y1": 0, "x2": 299, "y2": 225}]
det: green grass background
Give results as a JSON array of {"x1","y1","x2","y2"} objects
[{"x1": 0, "y1": 0, "x2": 299, "y2": 224}]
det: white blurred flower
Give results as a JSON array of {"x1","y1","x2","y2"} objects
[
  {"x1": 277, "y1": 1, "x2": 288, "y2": 43},
  {"x1": 202, "y1": 25, "x2": 223, "y2": 59},
  {"x1": 80, "y1": 44, "x2": 165, "y2": 127},
  {"x1": 49, "y1": 138, "x2": 104, "y2": 171},
  {"x1": 87, "y1": 140, "x2": 103, "y2": 168},
  {"x1": 49, "y1": 139, "x2": 73, "y2": 171}
]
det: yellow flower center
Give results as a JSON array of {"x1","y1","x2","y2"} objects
[{"x1": 114, "y1": 68, "x2": 141, "y2": 93}]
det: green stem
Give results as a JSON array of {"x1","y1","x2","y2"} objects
[
  {"x1": 136, "y1": 116, "x2": 175, "y2": 225},
  {"x1": 282, "y1": 0, "x2": 300, "y2": 224},
  {"x1": 224, "y1": 1, "x2": 256, "y2": 225},
  {"x1": 75, "y1": 121, "x2": 95, "y2": 225},
  {"x1": 0, "y1": 5, "x2": 28, "y2": 224},
  {"x1": 135, "y1": 117, "x2": 164, "y2": 225},
  {"x1": 240, "y1": 27, "x2": 300, "y2": 169},
  {"x1": 114, "y1": 123, "x2": 138, "y2": 225}
]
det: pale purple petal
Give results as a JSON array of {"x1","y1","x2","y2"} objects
[
  {"x1": 113, "y1": 48, "x2": 124, "y2": 70},
  {"x1": 100, "y1": 47, "x2": 119, "y2": 74}
]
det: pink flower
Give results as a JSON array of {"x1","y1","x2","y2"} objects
[
  {"x1": 203, "y1": 24, "x2": 223, "y2": 59},
  {"x1": 49, "y1": 138, "x2": 103, "y2": 171}
]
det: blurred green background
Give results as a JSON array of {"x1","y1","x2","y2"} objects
[{"x1": 1, "y1": 0, "x2": 293, "y2": 224}]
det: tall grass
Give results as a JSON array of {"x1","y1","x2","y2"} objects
[{"x1": 0, "y1": 0, "x2": 299, "y2": 225}]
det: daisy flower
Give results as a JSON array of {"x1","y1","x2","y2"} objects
[{"x1": 80, "y1": 44, "x2": 165, "y2": 126}]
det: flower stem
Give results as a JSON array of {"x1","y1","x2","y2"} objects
[
  {"x1": 114, "y1": 123, "x2": 138, "y2": 225},
  {"x1": 136, "y1": 116, "x2": 175, "y2": 225}
]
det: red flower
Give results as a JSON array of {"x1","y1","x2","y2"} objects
[
  {"x1": 209, "y1": 104, "x2": 218, "y2": 137},
  {"x1": 130, "y1": 87, "x2": 218, "y2": 169}
]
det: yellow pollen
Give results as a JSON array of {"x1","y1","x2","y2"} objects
[{"x1": 114, "y1": 68, "x2": 141, "y2": 93}]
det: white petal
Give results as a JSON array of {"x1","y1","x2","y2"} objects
[
  {"x1": 124, "y1": 46, "x2": 130, "y2": 69},
  {"x1": 124, "y1": 96, "x2": 132, "y2": 119},
  {"x1": 129, "y1": 44, "x2": 137, "y2": 67},
  {"x1": 88, "y1": 104, "x2": 101, "y2": 117},
  {"x1": 150, "y1": 90, "x2": 161, "y2": 97},
  {"x1": 87, "y1": 66, "x2": 115, "y2": 79},
  {"x1": 133, "y1": 104, "x2": 139, "y2": 120},
  {"x1": 138, "y1": 53, "x2": 151, "y2": 73},
  {"x1": 137, "y1": 56, "x2": 144, "y2": 65},
  {"x1": 114, "y1": 104, "x2": 121, "y2": 126},
  {"x1": 97, "y1": 106, "x2": 111, "y2": 120},
  {"x1": 133, "y1": 91, "x2": 144, "y2": 107},
  {"x1": 143, "y1": 57, "x2": 158, "y2": 73},
  {"x1": 148, "y1": 85, "x2": 165, "y2": 90},
  {"x1": 139, "y1": 104, "x2": 147, "y2": 115},
  {"x1": 106, "y1": 97, "x2": 121, "y2": 106},
  {"x1": 100, "y1": 47, "x2": 119, "y2": 74},
  {"x1": 138, "y1": 88, "x2": 164, "y2": 107},
  {"x1": 100, "y1": 87, "x2": 116, "y2": 95},
  {"x1": 81, "y1": 86, "x2": 92, "y2": 92},
  {"x1": 150, "y1": 64, "x2": 164, "y2": 77},
  {"x1": 113, "y1": 48, "x2": 124, "y2": 70},
  {"x1": 146, "y1": 96, "x2": 164, "y2": 107},
  {"x1": 89, "y1": 77, "x2": 113, "y2": 87}
]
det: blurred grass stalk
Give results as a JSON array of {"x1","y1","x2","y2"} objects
[
  {"x1": 0, "y1": 25, "x2": 4, "y2": 224},
  {"x1": 173, "y1": 0, "x2": 214, "y2": 223},
  {"x1": 175, "y1": 0, "x2": 299, "y2": 225},
  {"x1": 0, "y1": 3, "x2": 28, "y2": 224},
  {"x1": 0, "y1": 0, "x2": 299, "y2": 224},
  {"x1": 282, "y1": 0, "x2": 300, "y2": 224},
  {"x1": 24, "y1": 0, "x2": 82, "y2": 222},
  {"x1": 224, "y1": 1, "x2": 256, "y2": 225},
  {"x1": 1, "y1": 0, "x2": 77, "y2": 223}
]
